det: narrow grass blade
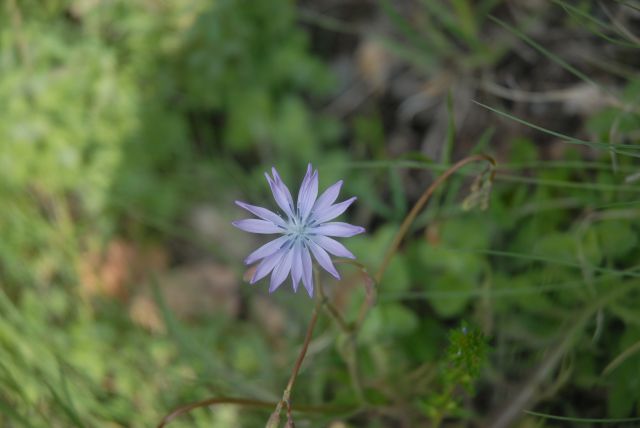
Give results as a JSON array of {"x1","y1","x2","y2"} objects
[
  {"x1": 379, "y1": 0, "x2": 431, "y2": 53},
  {"x1": 615, "y1": 0, "x2": 640, "y2": 12},
  {"x1": 525, "y1": 409, "x2": 640, "y2": 424},
  {"x1": 473, "y1": 100, "x2": 640, "y2": 158},
  {"x1": 489, "y1": 15, "x2": 602, "y2": 90},
  {"x1": 602, "y1": 339, "x2": 640, "y2": 375},
  {"x1": 554, "y1": 0, "x2": 640, "y2": 47},
  {"x1": 380, "y1": 273, "x2": 616, "y2": 301}
]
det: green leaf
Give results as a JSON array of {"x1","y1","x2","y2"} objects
[
  {"x1": 533, "y1": 233, "x2": 577, "y2": 262},
  {"x1": 595, "y1": 221, "x2": 637, "y2": 260},
  {"x1": 360, "y1": 303, "x2": 419, "y2": 341},
  {"x1": 439, "y1": 217, "x2": 492, "y2": 250},
  {"x1": 427, "y1": 272, "x2": 476, "y2": 317}
]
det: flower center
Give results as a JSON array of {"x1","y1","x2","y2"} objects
[
  {"x1": 286, "y1": 213, "x2": 314, "y2": 242},
  {"x1": 289, "y1": 221, "x2": 307, "y2": 236}
]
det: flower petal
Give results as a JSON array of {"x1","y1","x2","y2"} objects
[
  {"x1": 270, "y1": 248, "x2": 294, "y2": 293},
  {"x1": 235, "y1": 201, "x2": 286, "y2": 228},
  {"x1": 290, "y1": 242, "x2": 302, "y2": 292},
  {"x1": 312, "y1": 235, "x2": 356, "y2": 259},
  {"x1": 301, "y1": 247, "x2": 313, "y2": 297},
  {"x1": 244, "y1": 235, "x2": 290, "y2": 265},
  {"x1": 312, "y1": 197, "x2": 357, "y2": 224},
  {"x1": 265, "y1": 168, "x2": 295, "y2": 218},
  {"x1": 312, "y1": 222, "x2": 365, "y2": 238},
  {"x1": 297, "y1": 164, "x2": 319, "y2": 220},
  {"x1": 308, "y1": 240, "x2": 340, "y2": 279},
  {"x1": 271, "y1": 168, "x2": 295, "y2": 212},
  {"x1": 312, "y1": 180, "x2": 342, "y2": 213},
  {"x1": 232, "y1": 219, "x2": 283, "y2": 234},
  {"x1": 251, "y1": 248, "x2": 286, "y2": 284}
]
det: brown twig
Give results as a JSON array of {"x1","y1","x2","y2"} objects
[
  {"x1": 157, "y1": 396, "x2": 355, "y2": 428},
  {"x1": 375, "y1": 154, "x2": 496, "y2": 283},
  {"x1": 158, "y1": 397, "x2": 273, "y2": 428}
]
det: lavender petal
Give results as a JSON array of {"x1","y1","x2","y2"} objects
[
  {"x1": 265, "y1": 170, "x2": 294, "y2": 218},
  {"x1": 251, "y1": 249, "x2": 286, "y2": 284},
  {"x1": 297, "y1": 164, "x2": 319, "y2": 220},
  {"x1": 312, "y1": 222, "x2": 365, "y2": 238},
  {"x1": 312, "y1": 180, "x2": 342, "y2": 213},
  {"x1": 301, "y1": 247, "x2": 313, "y2": 297},
  {"x1": 269, "y1": 248, "x2": 294, "y2": 293},
  {"x1": 235, "y1": 201, "x2": 286, "y2": 228},
  {"x1": 232, "y1": 219, "x2": 283, "y2": 234},
  {"x1": 312, "y1": 197, "x2": 357, "y2": 224},
  {"x1": 312, "y1": 235, "x2": 356, "y2": 259},
  {"x1": 272, "y1": 168, "x2": 295, "y2": 209},
  {"x1": 308, "y1": 241, "x2": 340, "y2": 279},
  {"x1": 290, "y1": 242, "x2": 303, "y2": 292},
  {"x1": 244, "y1": 235, "x2": 289, "y2": 265}
]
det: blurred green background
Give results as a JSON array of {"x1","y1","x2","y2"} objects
[{"x1": 2, "y1": 0, "x2": 640, "y2": 426}]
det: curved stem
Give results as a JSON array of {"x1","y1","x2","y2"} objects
[
  {"x1": 316, "y1": 270, "x2": 367, "y2": 405},
  {"x1": 158, "y1": 397, "x2": 275, "y2": 428},
  {"x1": 317, "y1": 279, "x2": 350, "y2": 332},
  {"x1": 157, "y1": 396, "x2": 356, "y2": 428},
  {"x1": 375, "y1": 154, "x2": 496, "y2": 283},
  {"x1": 603, "y1": 338, "x2": 640, "y2": 375},
  {"x1": 333, "y1": 259, "x2": 377, "y2": 330},
  {"x1": 267, "y1": 290, "x2": 322, "y2": 427}
]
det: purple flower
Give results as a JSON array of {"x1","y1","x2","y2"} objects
[{"x1": 233, "y1": 164, "x2": 365, "y2": 297}]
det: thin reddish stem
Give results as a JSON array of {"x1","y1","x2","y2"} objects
[
  {"x1": 375, "y1": 154, "x2": 496, "y2": 283},
  {"x1": 268, "y1": 294, "x2": 322, "y2": 426}
]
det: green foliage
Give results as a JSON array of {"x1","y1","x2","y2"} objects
[
  {"x1": 1, "y1": 0, "x2": 334, "y2": 426},
  {"x1": 607, "y1": 327, "x2": 640, "y2": 418},
  {"x1": 166, "y1": 0, "x2": 335, "y2": 155},
  {"x1": 447, "y1": 323, "x2": 488, "y2": 381},
  {"x1": 378, "y1": 0, "x2": 507, "y2": 75},
  {"x1": 407, "y1": 217, "x2": 489, "y2": 317},
  {"x1": 421, "y1": 322, "x2": 489, "y2": 424},
  {"x1": 3, "y1": 0, "x2": 640, "y2": 426}
]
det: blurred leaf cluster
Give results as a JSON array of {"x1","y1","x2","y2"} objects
[
  {"x1": 0, "y1": 0, "x2": 336, "y2": 283},
  {"x1": 1, "y1": 0, "x2": 334, "y2": 426}
]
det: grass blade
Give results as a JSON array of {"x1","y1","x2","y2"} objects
[
  {"x1": 489, "y1": 15, "x2": 602, "y2": 90},
  {"x1": 602, "y1": 339, "x2": 640, "y2": 375},
  {"x1": 473, "y1": 100, "x2": 640, "y2": 158},
  {"x1": 525, "y1": 409, "x2": 640, "y2": 424},
  {"x1": 554, "y1": 0, "x2": 640, "y2": 48}
]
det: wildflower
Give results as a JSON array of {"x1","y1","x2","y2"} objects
[{"x1": 233, "y1": 164, "x2": 364, "y2": 297}]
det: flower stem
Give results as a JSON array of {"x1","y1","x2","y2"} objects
[
  {"x1": 375, "y1": 154, "x2": 496, "y2": 283},
  {"x1": 317, "y1": 278, "x2": 350, "y2": 332},
  {"x1": 334, "y1": 258, "x2": 376, "y2": 330},
  {"x1": 316, "y1": 271, "x2": 367, "y2": 405},
  {"x1": 267, "y1": 293, "x2": 322, "y2": 427}
]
